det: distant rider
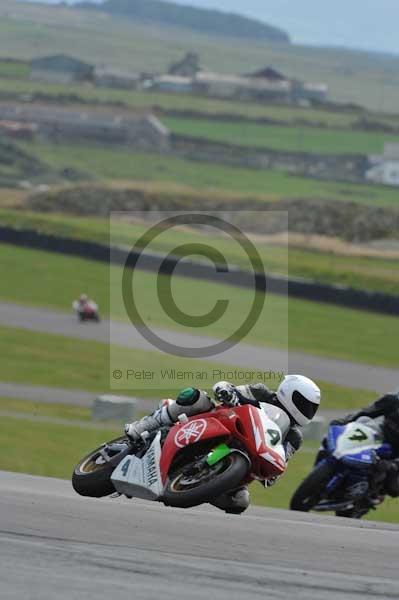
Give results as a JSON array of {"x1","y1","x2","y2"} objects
[
  {"x1": 72, "y1": 293, "x2": 98, "y2": 313},
  {"x1": 125, "y1": 375, "x2": 321, "y2": 514},
  {"x1": 73, "y1": 294, "x2": 90, "y2": 311}
]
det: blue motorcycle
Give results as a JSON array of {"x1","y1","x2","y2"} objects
[{"x1": 290, "y1": 419, "x2": 393, "y2": 518}]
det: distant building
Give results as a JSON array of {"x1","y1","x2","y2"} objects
[
  {"x1": 168, "y1": 52, "x2": 201, "y2": 78},
  {"x1": 366, "y1": 143, "x2": 399, "y2": 186},
  {"x1": 246, "y1": 66, "x2": 287, "y2": 81},
  {"x1": 30, "y1": 55, "x2": 94, "y2": 85},
  {"x1": 193, "y1": 72, "x2": 292, "y2": 102},
  {"x1": 0, "y1": 104, "x2": 170, "y2": 151},
  {"x1": 292, "y1": 81, "x2": 329, "y2": 104},
  {"x1": 247, "y1": 66, "x2": 328, "y2": 104},
  {"x1": 150, "y1": 75, "x2": 194, "y2": 94},
  {"x1": 94, "y1": 67, "x2": 141, "y2": 90}
]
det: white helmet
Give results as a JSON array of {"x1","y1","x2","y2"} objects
[{"x1": 276, "y1": 375, "x2": 320, "y2": 427}]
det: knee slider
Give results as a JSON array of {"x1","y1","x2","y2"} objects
[
  {"x1": 176, "y1": 387, "x2": 201, "y2": 406},
  {"x1": 169, "y1": 388, "x2": 213, "y2": 421}
]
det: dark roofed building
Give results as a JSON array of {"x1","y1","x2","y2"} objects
[
  {"x1": 168, "y1": 52, "x2": 201, "y2": 78},
  {"x1": 30, "y1": 54, "x2": 94, "y2": 84},
  {"x1": 247, "y1": 67, "x2": 288, "y2": 81}
]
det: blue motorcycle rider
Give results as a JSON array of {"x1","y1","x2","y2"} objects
[
  {"x1": 316, "y1": 391, "x2": 399, "y2": 517},
  {"x1": 125, "y1": 374, "x2": 321, "y2": 514}
]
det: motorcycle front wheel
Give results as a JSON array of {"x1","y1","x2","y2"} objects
[
  {"x1": 163, "y1": 452, "x2": 249, "y2": 508},
  {"x1": 72, "y1": 436, "x2": 132, "y2": 498},
  {"x1": 290, "y1": 461, "x2": 336, "y2": 512}
]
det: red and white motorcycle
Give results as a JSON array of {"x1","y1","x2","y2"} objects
[{"x1": 72, "y1": 404, "x2": 286, "y2": 508}]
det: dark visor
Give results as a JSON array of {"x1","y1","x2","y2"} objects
[{"x1": 292, "y1": 390, "x2": 318, "y2": 420}]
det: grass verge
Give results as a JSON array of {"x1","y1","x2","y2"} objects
[
  {"x1": 1, "y1": 209, "x2": 399, "y2": 295},
  {"x1": 0, "y1": 396, "x2": 91, "y2": 421},
  {"x1": 0, "y1": 325, "x2": 378, "y2": 409},
  {"x1": 0, "y1": 245, "x2": 398, "y2": 368},
  {"x1": 0, "y1": 415, "x2": 119, "y2": 479}
]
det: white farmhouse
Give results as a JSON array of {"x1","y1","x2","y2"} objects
[{"x1": 366, "y1": 143, "x2": 399, "y2": 186}]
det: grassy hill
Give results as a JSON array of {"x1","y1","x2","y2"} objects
[
  {"x1": 78, "y1": 0, "x2": 290, "y2": 43},
  {"x1": 0, "y1": 135, "x2": 56, "y2": 185}
]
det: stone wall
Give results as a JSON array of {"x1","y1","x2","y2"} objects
[
  {"x1": 27, "y1": 184, "x2": 399, "y2": 243},
  {"x1": 170, "y1": 134, "x2": 369, "y2": 183}
]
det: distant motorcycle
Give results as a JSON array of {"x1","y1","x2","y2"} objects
[
  {"x1": 72, "y1": 300, "x2": 100, "y2": 322},
  {"x1": 290, "y1": 418, "x2": 392, "y2": 518},
  {"x1": 72, "y1": 404, "x2": 287, "y2": 508}
]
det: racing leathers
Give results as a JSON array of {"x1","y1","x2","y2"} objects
[{"x1": 125, "y1": 382, "x2": 304, "y2": 514}]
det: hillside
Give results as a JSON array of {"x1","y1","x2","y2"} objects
[
  {"x1": 2, "y1": 1, "x2": 399, "y2": 111},
  {"x1": 169, "y1": 0, "x2": 399, "y2": 55},
  {"x1": 77, "y1": 0, "x2": 290, "y2": 43}
]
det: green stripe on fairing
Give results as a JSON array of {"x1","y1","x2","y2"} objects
[{"x1": 206, "y1": 443, "x2": 231, "y2": 466}]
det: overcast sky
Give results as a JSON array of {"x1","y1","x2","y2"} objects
[{"x1": 32, "y1": 0, "x2": 399, "y2": 55}]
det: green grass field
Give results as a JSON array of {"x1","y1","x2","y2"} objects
[
  {"x1": 2, "y1": 208, "x2": 398, "y2": 294},
  {"x1": 1, "y1": 244, "x2": 398, "y2": 369},
  {"x1": 2, "y1": 324, "x2": 270, "y2": 396},
  {"x1": 0, "y1": 396, "x2": 92, "y2": 422},
  {"x1": 19, "y1": 140, "x2": 399, "y2": 208},
  {"x1": 0, "y1": 414, "x2": 120, "y2": 479},
  {"x1": 164, "y1": 116, "x2": 397, "y2": 155},
  {"x1": 0, "y1": 324, "x2": 377, "y2": 408}
]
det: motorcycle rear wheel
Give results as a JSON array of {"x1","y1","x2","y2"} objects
[
  {"x1": 72, "y1": 436, "x2": 131, "y2": 498},
  {"x1": 163, "y1": 452, "x2": 249, "y2": 508},
  {"x1": 290, "y1": 461, "x2": 336, "y2": 512}
]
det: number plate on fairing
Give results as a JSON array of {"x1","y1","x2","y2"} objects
[{"x1": 111, "y1": 432, "x2": 163, "y2": 500}]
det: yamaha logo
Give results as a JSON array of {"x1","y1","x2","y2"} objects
[{"x1": 174, "y1": 419, "x2": 207, "y2": 448}]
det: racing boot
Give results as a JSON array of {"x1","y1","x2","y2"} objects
[{"x1": 211, "y1": 486, "x2": 250, "y2": 515}]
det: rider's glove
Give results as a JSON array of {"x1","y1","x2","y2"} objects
[{"x1": 213, "y1": 381, "x2": 240, "y2": 407}]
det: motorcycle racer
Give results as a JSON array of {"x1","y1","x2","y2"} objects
[
  {"x1": 72, "y1": 294, "x2": 100, "y2": 321},
  {"x1": 125, "y1": 374, "x2": 321, "y2": 514},
  {"x1": 318, "y1": 392, "x2": 399, "y2": 513}
]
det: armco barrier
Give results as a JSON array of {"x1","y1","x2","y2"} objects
[{"x1": 1, "y1": 225, "x2": 398, "y2": 316}]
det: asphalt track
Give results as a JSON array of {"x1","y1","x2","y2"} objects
[
  {"x1": 1, "y1": 471, "x2": 398, "y2": 600},
  {"x1": 1, "y1": 301, "x2": 398, "y2": 393}
]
